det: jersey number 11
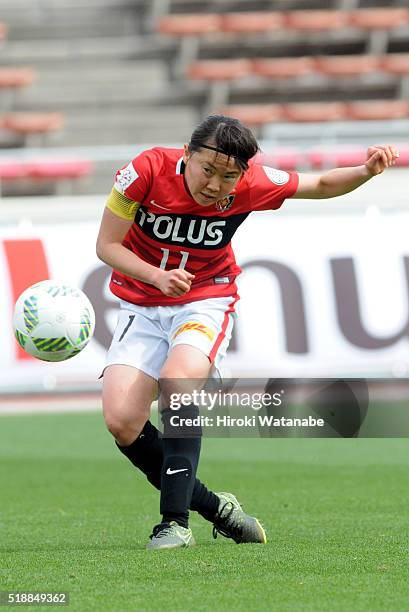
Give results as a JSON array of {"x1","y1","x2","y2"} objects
[{"x1": 159, "y1": 248, "x2": 189, "y2": 270}]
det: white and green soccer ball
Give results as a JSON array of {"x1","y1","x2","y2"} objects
[{"x1": 13, "y1": 280, "x2": 95, "y2": 362}]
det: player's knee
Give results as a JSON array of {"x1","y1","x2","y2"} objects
[{"x1": 104, "y1": 414, "x2": 145, "y2": 446}]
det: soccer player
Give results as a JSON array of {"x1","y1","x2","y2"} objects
[{"x1": 96, "y1": 115, "x2": 398, "y2": 550}]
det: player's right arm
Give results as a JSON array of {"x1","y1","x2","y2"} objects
[{"x1": 96, "y1": 190, "x2": 194, "y2": 298}]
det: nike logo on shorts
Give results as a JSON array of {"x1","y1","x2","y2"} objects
[{"x1": 166, "y1": 468, "x2": 188, "y2": 475}]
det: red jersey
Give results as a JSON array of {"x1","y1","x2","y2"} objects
[{"x1": 109, "y1": 147, "x2": 299, "y2": 306}]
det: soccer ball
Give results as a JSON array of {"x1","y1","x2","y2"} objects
[{"x1": 12, "y1": 280, "x2": 95, "y2": 362}]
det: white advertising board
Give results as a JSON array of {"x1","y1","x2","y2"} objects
[{"x1": 0, "y1": 208, "x2": 408, "y2": 392}]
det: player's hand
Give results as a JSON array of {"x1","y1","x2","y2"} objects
[
  {"x1": 155, "y1": 269, "x2": 195, "y2": 297},
  {"x1": 365, "y1": 145, "x2": 399, "y2": 176}
]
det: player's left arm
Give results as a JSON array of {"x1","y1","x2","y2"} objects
[{"x1": 290, "y1": 145, "x2": 400, "y2": 200}]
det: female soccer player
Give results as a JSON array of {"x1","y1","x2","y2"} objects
[{"x1": 96, "y1": 115, "x2": 398, "y2": 550}]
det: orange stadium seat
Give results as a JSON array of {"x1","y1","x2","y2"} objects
[
  {"x1": 393, "y1": 145, "x2": 409, "y2": 167},
  {"x1": 0, "y1": 68, "x2": 36, "y2": 89},
  {"x1": 285, "y1": 10, "x2": 348, "y2": 32},
  {"x1": 348, "y1": 8, "x2": 409, "y2": 30},
  {"x1": 309, "y1": 145, "x2": 409, "y2": 169},
  {"x1": 380, "y1": 54, "x2": 409, "y2": 76},
  {"x1": 256, "y1": 149, "x2": 304, "y2": 171},
  {"x1": 346, "y1": 100, "x2": 409, "y2": 121},
  {"x1": 26, "y1": 159, "x2": 93, "y2": 180},
  {"x1": 0, "y1": 160, "x2": 28, "y2": 180},
  {"x1": 187, "y1": 59, "x2": 251, "y2": 81},
  {"x1": 308, "y1": 147, "x2": 367, "y2": 169},
  {"x1": 0, "y1": 159, "x2": 93, "y2": 182},
  {"x1": 221, "y1": 12, "x2": 284, "y2": 34},
  {"x1": 218, "y1": 104, "x2": 284, "y2": 125},
  {"x1": 0, "y1": 22, "x2": 8, "y2": 40},
  {"x1": 315, "y1": 55, "x2": 380, "y2": 78},
  {"x1": 252, "y1": 57, "x2": 314, "y2": 79},
  {"x1": 157, "y1": 14, "x2": 222, "y2": 36},
  {"x1": 283, "y1": 102, "x2": 347, "y2": 122},
  {"x1": 3, "y1": 113, "x2": 64, "y2": 135}
]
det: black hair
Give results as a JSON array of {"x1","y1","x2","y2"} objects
[{"x1": 188, "y1": 115, "x2": 259, "y2": 171}]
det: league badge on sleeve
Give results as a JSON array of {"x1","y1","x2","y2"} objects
[
  {"x1": 262, "y1": 166, "x2": 290, "y2": 185},
  {"x1": 215, "y1": 194, "x2": 235, "y2": 212},
  {"x1": 115, "y1": 161, "x2": 139, "y2": 194}
]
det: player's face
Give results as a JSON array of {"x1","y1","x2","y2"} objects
[{"x1": 183, "y1": 144, "x2": 243, "y2": 206}]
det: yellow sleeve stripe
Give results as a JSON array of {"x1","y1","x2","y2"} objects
[{"x1": 106, "y1": 187, "x2": 140, "y2": 221}]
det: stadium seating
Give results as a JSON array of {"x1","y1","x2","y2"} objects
[
  {"x1": 0, "y1": 158, "x2": 93, "y2": 195},
  {"x1": 0, "y1": 21, "x2": 7, "y2": 41},
  {"x1": 0, "y1": 68, "x2": 35, "y2": 89},
  {"x1": 187, "y1": 59, "x2": 251, "y2": 81},
  {"x1": 218, "y1": 104, "x2": 283, "y2": 126},
  {"x1": 308, "y1": 143, "x2": 409, "y2": 169},
  {"x1": 1, "y1": 0, "x2": 409, "y2": 198},
  {"x1": 315, "y1": 55, "x2": 380, "y2": 78},
  {"x1": 220, "y1": 100, "x2": 409, "y2": 125},
  {"x1": 188, "y1": 53, "x2": 409, "y2": 85},
  {"x1": 256, "y1": 148, "x2": 304, "y2": 171},
  {"x1": 0, "y1": 159, "x2": 28, "y2": 180},
  {"x1": 0, "y1": 158, "x2": 92, "y2": 180},
  {"x1": 308, "y1": 146, "x2": 366, "y2": 169},
  {"x1": 285, "y1": 10, "x2": 348, "y2": 32},
  {"x1": 0, "y1": 113, "x2": 65, "y2": 148},
  {"x1": 156, "y1": 14, "x2": 222, "y2": 36},
  {"x1": 345, "y1": 100, "x2": 409, "y2": 121},
  {"x1": 221, "y1": 12, "x2": 284, "y2": 34},
  {"x1": 157, "y1": 8, "x2": 409, "y2": 38},
  {"x1": 26, "y1": 159, "x2": 92, "y2": 180},
  {"x1": 2, "y1": 113, "x2": 64, "y2": 137},
  {"x1": 349, "y1": 7, "x2": 409, "y2": 54},
  {"x1": 381, "y1": 54, "x2": 409, "y2": 76},
  {"x1": 0, "y1": 16, "x2": 96, "y2": 193},
  {"x1": 348, "y1": 8, "x2": 409, "y2": 31},
  {"x1": 252, "y1": 58, "x2": 315, "y2": 79},
  {"x1": 282, "y1": 102, "x2": 348, "y2": 123}
]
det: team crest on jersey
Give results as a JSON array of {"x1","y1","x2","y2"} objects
[{"x1": 215, "y1": 194, "x2": 235, "y2": 212}]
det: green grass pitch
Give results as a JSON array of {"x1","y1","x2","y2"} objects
[{"x1": 1, "y1": 411, "x2": 409, "y2": 611}]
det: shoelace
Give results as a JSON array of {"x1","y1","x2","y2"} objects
[
  {"x1": 149, "y1": 522, "x2": 173, "y2": 540},
  {"x1": 212, "y1": 501, "x2": 243, "y2": 540}
]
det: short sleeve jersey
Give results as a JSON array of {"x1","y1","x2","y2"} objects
[{"x1": 108, "y1": 147, "x2": 299, "y2": 306}]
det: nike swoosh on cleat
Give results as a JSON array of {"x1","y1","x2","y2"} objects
[{"x1": 166, "y1": 468, "x2": 189, "y2": 475}]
